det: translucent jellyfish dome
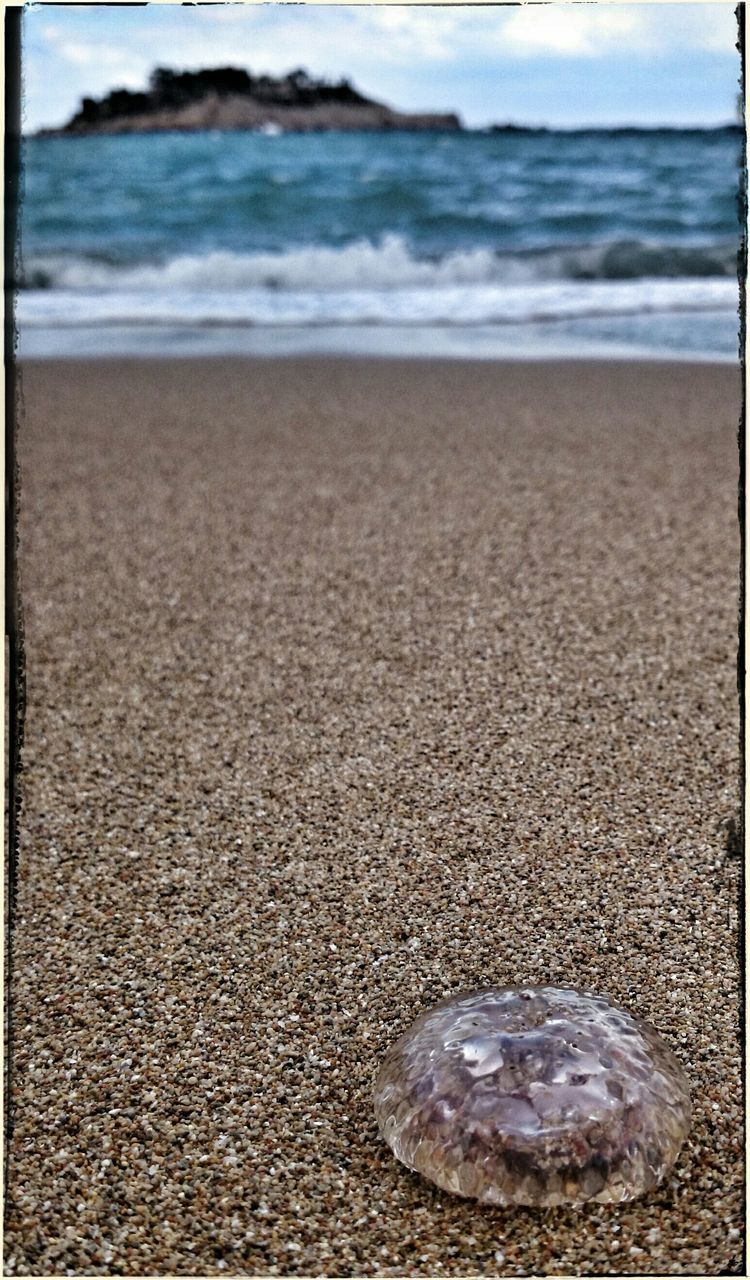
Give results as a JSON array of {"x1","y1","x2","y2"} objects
[{"x1": 374, "y1": 986, "x2": 691, "y2": 1207}]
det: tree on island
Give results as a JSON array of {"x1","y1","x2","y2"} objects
[{"x1": 66, "y1": 65, "x2": 373, "y2": 131}]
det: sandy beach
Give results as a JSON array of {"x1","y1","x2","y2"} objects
[{"x1": 7, "y1": 356, "x2": 742, "y2": 1274}]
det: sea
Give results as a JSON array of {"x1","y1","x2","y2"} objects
[{"x1": 16, "y1": 125, "x2": 744, "y2": 361}]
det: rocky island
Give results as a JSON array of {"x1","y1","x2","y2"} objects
[{"x1": 40, "y1": 65, "x2": 463, "y2": 136}]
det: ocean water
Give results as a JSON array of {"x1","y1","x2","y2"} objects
[{"x1": 16, "y1": 126, "x2": 744, "y2": 360}]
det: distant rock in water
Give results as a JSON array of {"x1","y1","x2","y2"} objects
[
  {"x1": 487, "y1": 121, "x2": 741, "y2": 137},
  {"x1": 488, "y1": 123, "x2": 550, "y2": 135},
  {"x1": 40, "y1": 66, "x2": 463, "y2": 136}
]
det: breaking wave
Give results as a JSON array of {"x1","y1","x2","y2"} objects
[{"x1": 19, "y1": 233, "x2": 739, "y2": 294}]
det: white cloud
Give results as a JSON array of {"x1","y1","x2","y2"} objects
[
  {"x1": 35, "y1": 5, "x2": 741, "y2": 78},
  {"x1": 344, "y1": 4, "x2": 739, "y2": 64},
  {"x1": 478, "y1": 4, "x2": 735, "y2": 61},
  {"x1": 498, "y1": 6, "x2": 647, "y2": 58},
  {"x1": 352, "y1": 7, "x2": 467, "y2": 61},
  {"x1": 55, "y1": 39, "x2": 140, "y2": 72},
  {"x1": 657, "y1": 3, "x2": 739, "y2": 55}
]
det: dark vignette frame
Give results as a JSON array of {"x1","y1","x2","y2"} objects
[
  {"x1": 734, "y1": 7, "x2": 748, "y2": 1271},
  {"x1": 5, "y1": 0, "x2": 23, "y2": 1205}
]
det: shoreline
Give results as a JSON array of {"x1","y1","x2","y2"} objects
[
  {"x1": 16, "y1": 311, "x2": 741, "y2": 363},
  {"x1": 18, "y1": 348, "x2": 739, "y2": 369}
]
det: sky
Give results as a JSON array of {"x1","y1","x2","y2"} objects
[{"x1": 21, "y1": 3, "x2": 741, "y2": 134}]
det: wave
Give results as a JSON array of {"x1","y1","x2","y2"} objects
[
  {"x1": 16, "y1": 277, "x2": 738, "y2": 330},
  {"x1": 19, "y1": 233, "x2": 738, "y2": 293}
]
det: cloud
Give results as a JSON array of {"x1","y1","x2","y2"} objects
[
  {"x1": 497, "y1": 7, "x2": 647, "y2": 58},
  {"x1": 349, "y1": 7, "x2": 468, "y2": 62},
  {"x1": 143, "y1": 8, "x2": 465, "y2": 74},
  {"x1": 54, "y1": 38, "x2": 141, "y2": 75},
  {"x1": 35, "y1": 5, "x2": 740, "y2": 78},
  {"x1": 661, "y1": 4, "x2": 739, "y2": 54}
]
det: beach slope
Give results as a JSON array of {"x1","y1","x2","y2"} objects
[{"x1": 7, "y1": 356, "x2": 742, "y2": 1274}]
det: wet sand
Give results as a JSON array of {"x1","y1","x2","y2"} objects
[{"x1": 7, "y1": 356, "x2": 742, "y2": 1275}]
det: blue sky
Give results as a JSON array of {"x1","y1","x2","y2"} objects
[{"x1": 22, "y1": 3, "x2": 741, "y2": 133}]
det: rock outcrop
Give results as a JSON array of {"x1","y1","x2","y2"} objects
[{"x1": 41, "y1": 66, "x2": 462, "y2": 136}]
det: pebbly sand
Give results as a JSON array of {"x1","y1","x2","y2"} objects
[{"x1": 6, "y1": 356, "x2": 743, "y2": 1275}]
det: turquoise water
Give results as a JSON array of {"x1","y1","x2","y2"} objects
[{"x1": 18, "y1": 126, "x2": 743, "y2": 358}]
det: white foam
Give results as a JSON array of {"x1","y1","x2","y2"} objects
[
  {"x1": 25, "y1": 236, "x2": 503, "y2": 292},
  {"x1": 23, "y1": 233, "x2": 736, "y2": 296},
  {"x1": 17, "y1": 277, "x2": 738, "y2": 329}
]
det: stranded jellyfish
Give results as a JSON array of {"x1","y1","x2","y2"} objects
[{"x1": 374, "y1": 986, "x2": 690, "y2": 1207}]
